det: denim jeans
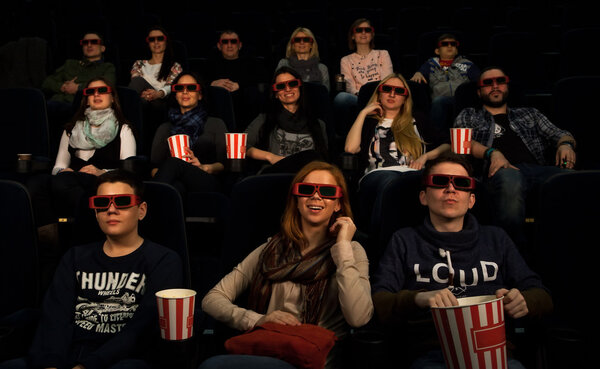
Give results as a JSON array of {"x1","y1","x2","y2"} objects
[
  {"x1": 483, "y1": 163, "x2": 567, "y2": 249},
  {"x1": 333, "y1": 92, "x2": 359, "y2": 137},
  {"x1": 198, "y1": 355, "x2": 297, "y2": 369},
  {"x1": 430, "y1": 95, "x2": 455, "y2": 133}
]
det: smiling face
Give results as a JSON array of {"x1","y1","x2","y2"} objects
[
  {"x1": 82, "y1": 33, "x2": 105, "y2": 61},
  {"x1": 296, "y1": 170, "x2": 341, "y2": 229},
  {"x1": 274, "y1": 72, "x2": 301, "y2": 109},
  {"x1": 175, "y1": 74, "x2": 202, "y2": 113},
  {"x1": 292, "y1": 31, "x2": 313, "y2": 56},
  {"x1": 86, "y1": 80, "x2": 113, "y2": 110},
  {"x1": 419, "y1": 162, "x2": 475, "y2": 230},
  {"x1": 378, "y1": 77, "x2": 407, "y2": 113},
  {"x1": 95, "y1": 181, "x2": 147, "y2": 240},
  {"x1": 147, "y1": 29, "x2": 167, "y2": 54},
  {"x1": 352, "y1": 21, "x2": 373, "y2": 47}
]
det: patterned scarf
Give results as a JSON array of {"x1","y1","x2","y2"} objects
[
  {"x1": 248, "y1": 233, "x2": 336, "y2": 325},
  {"x1": 168, "y1": 105, "x2": 208, "y2": 147},
  {"x1": 69, "y1": 107, "x2": 119, "y2": 150}
]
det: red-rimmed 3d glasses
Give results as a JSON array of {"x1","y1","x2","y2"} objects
[
  {"x1": 292, "y1": 36, "x2": 313, "y2": 44},
  {"x1": 146, "y1": 35, "x2": 167, "y2": 43},
  {"x1": 423, "y1": 174, "x2": 475, "y2": 191},
  {"x1": 171, "y1": 83, "x2": 201, "y2": 92},
  {"x1": 219, "y1": 38, "x2": 239, "y2": 45},
  {"x1": 478, "y1": 76, "x2": 510, "y2": 87},
  {"x1": 378, "y1": 84, "x2": 409, "y2": 96},
  {"x1": 272, "y1": 79, "x2": 302, "y2": 91},
  {"x1": 83, "y1": 86, "x2": 112, "y2": 96},
  {"x1": 89, "y1": 194, "x2": 142, "y2": 210},
  {"x1": 438, "y1": 40, "x2": 459, "y2": 47},
  {"x1": 80, "y1": 39, "x2": 102, "y2": 46},
  {"x1": 354, "y1": 26, "x2": 374, "y2": 33},
  {"x1": 292, "y1": 183, "x2": 343, "y2": 199}
]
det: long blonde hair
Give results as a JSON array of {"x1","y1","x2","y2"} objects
[
  {"x1": 367, "y1": 73, "x2": 424, "y2": 160},
  {"x1": 286, "y1": 27, "x2": 320, "y2": 59}
]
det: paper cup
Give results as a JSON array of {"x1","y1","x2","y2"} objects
[
  {"x1": 431, "y1": 295, "x2": 507, "y2": 369},
  {"x1": 168, "y1": 134, "x2": 191, "y2": 162},
  {"x1": 156, "y1": 288, "x2": 196, "y2": 341},
  {"x1": 225, "y1": 133, "x2": 247, "y2": 159},
  {"x1": 450, "y1": 128, "x2": 472, "y2": 155}
]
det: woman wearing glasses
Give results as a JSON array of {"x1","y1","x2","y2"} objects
[
  {"x1": 200, "y1": 160, "x2": 373, "y2": 369},
  {"x1": 275, "y1": 27, "x2": 330, "y2": 91},
  {"x1": 245, "y1": 67, "x2": 328, "y2": 174},
  {"x1": 333, "y1": 18, "x2": 394, "y2": 136},
  {"x1": 150, "y1": 72, "x2": 227, "y2": 195},
  {"x1": 345, "y1": 73, "x2": 450, "y2": 230},
  {"x1": 129, "y1": 26, "x2": 182, "y2": 153},
  {"x1": 33, "y1": 77, "x2": 137, "y2": 230}
]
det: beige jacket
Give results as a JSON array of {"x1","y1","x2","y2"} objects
[{"x1": 202, "y1": 240, "x2": 374, "y2": 339}]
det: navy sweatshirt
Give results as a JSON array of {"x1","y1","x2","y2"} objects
[
  {"x1": 29, "y1": 240, "x2": 183, "y2": 369},
  {"x1": 372, "y1": 214, "x2": 551, "y2": 322}
]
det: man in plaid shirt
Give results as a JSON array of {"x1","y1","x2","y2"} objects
[{"x1": 454, "y1": 67, "x2": 576, "y2": 251}]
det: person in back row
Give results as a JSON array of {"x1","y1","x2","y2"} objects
[
  {"x1": 205, "y1": 29, "x2": 264, "y2": 132},
  {"x1": 333, "y1": 18, "x2": 393, "y2": 137},
  {"x1": 411, "y1": 33, "x2": 480, "y2": 131},
  {"x1": 276, "y1": 27, "x2": 330, "y2": 91},
  {"x1": 372, "y1": 152, "x2": 552, "y2": 369}
]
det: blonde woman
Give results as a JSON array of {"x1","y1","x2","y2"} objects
[
  {"x1": 276, "y1": 27, "x2": 330, "y2": 91},
  {"x1": 345, "y1": 73, "x2": 450, "y2": 229}
]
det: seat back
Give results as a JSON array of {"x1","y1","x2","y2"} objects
[
  {"x1": 553, "y1": 76, "x2": 600, "y2": 170},
  {"x1": 0, "y1": 180, "x2": 39, "y2": 317},
  {"x1": 0, "y1": 88, "x2": 50, "y2": 172},
  {"x1": 220, "y1": 173, "x2": 295, "y2": 273},
  {"x1": 141, "y1": 181, "x2": 192, "y2": 288}
]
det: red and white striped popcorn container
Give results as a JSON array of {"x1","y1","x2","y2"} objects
[
  {"x1": 167, "y1": 134, "x2": 191, "y2": 162},
  {"x1": 225, "y1": 133, "x2": 247, "y2": 159},
  {"x1": 431, "y1": 295, "x2": 507, "y2": 369},
  {"x1": 156, "y1": 289, "x2": 196, "y2": 341},
  {"x1": 450, "y1": 128, "x2": 472, "y2": 155}
]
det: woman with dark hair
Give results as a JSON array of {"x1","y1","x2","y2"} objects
[
  {"x1": 201, "y1": 161, "x2": 373, "y2": 369},
  {"x1": 46, "y1": 77, "x2": 136, "y2": 229},
  {"x1": 150, "y1": 72, "x2": 227, "y2": 195},
  {"x1": 245, "y1": 66, "x2": 328, "y2": 174},
  {"x1": 129, "y1": 26, "x2": 182, "y2": 101},
  {"x1": 53, "y1": 77, "x2": 136, "y2": 175},
  {"x1": 129, "y1": 26, "x2": 182, "y2": 153}
]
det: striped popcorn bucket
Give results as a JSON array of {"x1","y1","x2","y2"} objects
[
  {"x1": 156, "y1": 289, "x2": 196, "y2": 341},
  {"x1": 431, "y1": 295, "x2": 507, "y2": 369},
  {"x1": 450, "y1": 128, "x2": 472, "y2": 155},
  {"x1": 167, "y1": 134, "x2": 191, "y2": 162},
  {"x1": 225, "y1": 133, "x2": 247, "y2": 159}
]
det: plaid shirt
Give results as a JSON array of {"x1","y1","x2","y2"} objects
[{"x1": 454, "y1": 107, "x2": 572, "y2": 165}]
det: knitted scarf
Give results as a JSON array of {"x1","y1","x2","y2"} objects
[
  {"x1": 69, "y1": 107, "x2": 119, "y2": 150},
  {"x1": 288, "y1": 55, "x2": 323, "y2": 84},
  {"x1": 248, "y1": 233, "x2": 336, "y2": 325},
  {"x1": 168, "y1": 105, "x2": 208, "y2": 146}
]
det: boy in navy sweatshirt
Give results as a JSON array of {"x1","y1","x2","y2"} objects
[
  {"x1": 26, "y1": 170, "x2": 183, "y2": 369},
  {"x1": 372, "y1": 152, "x2": 552, "y2": 368}
]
